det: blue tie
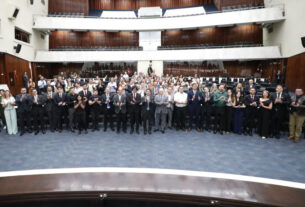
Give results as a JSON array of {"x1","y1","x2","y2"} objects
[
  {"x1": 147, "y1": 98, "x2": 150, "y2": 110},
  {"x1": 107, "y1": 94, "x2": 110, "y2": 108}
]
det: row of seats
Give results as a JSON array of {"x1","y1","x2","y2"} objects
[
  {"x1": 48, "y1": 12, "x2": 85, "y2": 17},
  {"x1": 50, "y1": 46, "x2": 143, "y2": 51},
  {"x1": 222, "y1": 3, "x2": 264, "y2": 12},
  {"x1": 158, "y1": 43, "x2": 263, "y2": 50}
]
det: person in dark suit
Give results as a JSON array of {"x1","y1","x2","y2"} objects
[
  {"x1": 270, "y1": 85, "x2": 290, "y2": 138},
  {"x1": 31, "y1": 89, "x2": 47, "y2": 135},
  {"x1": 16, "y1": 88, "x2": 33, "y2": 136},
  {"x1": 89, "y1": 89, "x2": 102, "y2": 131},
  {"x1": 53, "y1": 87, "x2": 68, "y2": 132},
  {"x1": 201, "y1": 87, "x2": 214, "y2": 131},
  {"x1": 147, "y1": 61, "x2": 153, "y2": 76},
  {"x1": 244, "y1": 87, "x2": 259, "y2": 136},
  {"x1": 154, "y1": 88, "x2": 168, "y2": 134},
  {"x1": 101, "y1": 87, "x2": 114, "y2": 132},
  {"x1": 275, "y1": 70, "x2": 282, "y2": 85},
  {"x1": 141, "y1": 88, "x2": 154, "y2": 135},
  {"x1": 244, "y1": 79, "x2": 256, "y2": 95},
  {"x1": 79, "y1": 83, "x2": 92, "y2": 128},
  {"x1": 45, "y1": 86, "x2": 55, "y2": 132},
  {"x1": 67, "y1": 87, "x2": 77, "y2": 132},
  {"x1": 74, "y1": 95, "x2": 87, "y2": 135},
  {"x1": 22, "y1": 72, "x2": 29, "y2": 89},
  {"x1": 113, "y1": 87, "x2": 127, "y2": 133},
  {"x1": 127, "y1": 86, "x2": 141, "y2": 134},
  {"x1": 187, "y1": 83, "x2": 202, "y2": 132}
]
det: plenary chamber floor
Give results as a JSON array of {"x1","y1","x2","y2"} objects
[{"x1": 0, "y1": 129, "x2": 304, "y2": 183}]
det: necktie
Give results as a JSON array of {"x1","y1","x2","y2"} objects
[
  {"x1": 107, "y1": 94, "x2": 110, "y2": 108},
  {"x1": 60, "y1": 93, "x2": 62, "y2": 98},
  {"x1": 147, "y1": 97, "x2": 150, "y2": 110},
  {"x1": 84, "y1": 91, "x2": 87, "y2": 96}
]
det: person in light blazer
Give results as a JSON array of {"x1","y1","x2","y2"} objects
[
  {"x1": 1, "y1": 90, "x2": 18, "y2": 135},
  {"x1": 154, "y1": 88, "x2": 168, "y2": 133}
]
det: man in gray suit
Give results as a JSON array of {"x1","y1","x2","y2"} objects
[
  {"x1": 113, "y1": 87, "x2": 127, "y2": 133},
  {"x1": 154, "y1": 88, "x2": 168, "y2": 134}
]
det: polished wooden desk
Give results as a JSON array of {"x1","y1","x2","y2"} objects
[{"x1": 0, "y1": 168, "x2": 304, "y2": 207}]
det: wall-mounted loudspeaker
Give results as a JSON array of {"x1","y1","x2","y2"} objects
[
  {"x1": 30, "y1": 0, "x2": 34, "y2": 5},
  {"x1": 301, "y1": 37, "x2": 305, "y2": 48},
  {"x1": 14, "y1": 44, "x2": 22, "y2": 53},
  {"x1": 8, "y1": 4, "x2": 20, "y2": 20}
]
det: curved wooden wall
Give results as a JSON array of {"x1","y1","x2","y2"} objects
[
  {"x1": 89, "y1": 0, "x2": 214, "y2": 10},
  {"x1": 49, "y1": 31, "x2": 139, "y2": 49},
  {"x1": 162, "y1": 24, "x2": 262, "y2": 46},
  {"x1": 49, "y1": 0, "x2": 89, "y2": 15}
]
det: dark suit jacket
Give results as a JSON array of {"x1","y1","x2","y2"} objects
[
  {"x1": 127, "y1": 93, "x2": 141, "y2": 113},
  {"x1": 16, "y1": 93, "x2": 32, "y2": 112},
  {"x1": 53, "y1": 93, "x2": 68, "y2": 108},
  {"x1": 188, "y1": 90, "x2": 202, "y2": 108},
  {"x1": 141, "y1": 94, "x2": 155, "y2": 114},
  {"x1": 271, "y1": 92, "x2": 290, "y2": 114},
  {"x1": 244, "y1": 94, "x2": 259, "y2": 108},
  {"x1": 44, "y1": 92, "x2": 55, "y2": 112},
  {"x1": 79, "y1": 90, "x2": 92, "y2": 100},
  {"x1": 245, "y1": 84, "x2": 257, "y2": 94},
  {"x1": 113, "y1": 94, "x2": 127, "y2": 114},
  {"x1": 201, "y1": 93, "x2": 214, "y2": 110},
  {"x1": 30, "y1": 94, "x2": 47, "y2": 108},
  {"x1": 101, "y1": 93, "x2": 114, "y2": 111}
]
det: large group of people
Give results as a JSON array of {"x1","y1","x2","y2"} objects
[{"x1": 0, "y1": 72, "x2": 304, "y2": 143}]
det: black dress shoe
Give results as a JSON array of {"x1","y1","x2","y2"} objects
[
  {"x1": 130, "y1": 129, "x2": 134, "y2": 134},
  {"x1": 220, "y1": 131, "x2": 224, "y2": 135},
  {"x1": 136, "y1": 130, "x2": 140, "y2": 134},
  {"x1": 84, "y1": 130, "x2": 88, "y2": 134},
  {"x1": 92, "y1": 129, "x2": 95, "y2": 132},
  {"x1": 71, "y1": 129, "x2": 75, "y2": 133},
  {"x1": 51, "y1": 129, "x2": 55, "y2": 133},
  {"x1": 35, "y1": 131, "x2": 39, "y2": 135},
  {"x1": 58, "y1": 129, "x2": 62, "y2": 133},
  {"x1": 213, "y1": 130, "x2": 217, "y2": 134},
  {"x1": 20, "y1": 131, "x2": 25, "y2": 136},
  {"x1": 123, "y1": 129, "x2": 127, "y2": 133},
  {"x1": 148, "y1": 130, "x2": 152, "y2": 134},
  {"x1": 154, "y1": 129, "x2": 159, "y2": 132},
  {"x1": 42, "y1": 130, "x2": 46, "y2": 134},
  {"x1": 104, "y1": 128, "x2": 107, "y2": 132},
  {"x1": 144, "y1": 131, "x2": 147, "y2": 135},
  {"x1": 111, "y1": 127, "x2": 115, "y2": 131},
  {"x1": 161, "y1": 130, "x2": 165, "y2": 134}
]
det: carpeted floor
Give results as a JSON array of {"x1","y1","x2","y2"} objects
[{"x1": 0, "y1": 128, "x2": 304, "y2": 183}]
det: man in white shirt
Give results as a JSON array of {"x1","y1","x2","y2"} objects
[
  {"x1": 174, "y1": 86, "x2": 188, "y2": 131},
  {"x1": 107, "y1": 78, "x2": 117, "y2": 94},
  {"x1": 37, "y1": 76, "x2": 46, "y2": 93}
]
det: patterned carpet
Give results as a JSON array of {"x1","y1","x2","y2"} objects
[{"x1": 0, "y1": 128, "x2": 305, "y2": 183}]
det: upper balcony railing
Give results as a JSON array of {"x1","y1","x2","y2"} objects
[{"x1": 46, "y1": 3, "x2": 266, "y2": 19}]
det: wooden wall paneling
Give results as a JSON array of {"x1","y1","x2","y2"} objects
[
  {"x1": 49, "y1": 0, "x2": 89, "y2": 16},
  {"x1": 2, "y1": 54, "x2": 33, "y2": 95},
  {"x1": 162, "y1": 25, "x2": 262, "y2": 46},
  {"x1": 285, "y1": 52, "x2": 305, "y2": 91},
  {"x1": 49, "y1": 31, "x2": 139, "y2": 49}
]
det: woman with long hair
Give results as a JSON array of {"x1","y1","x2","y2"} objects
[
  {"x1": 258, "y1": 90, "x2": 273, "y2": 139},
  {"x1": 233, "y1": 91, "x2": 246, "y2": 135},
  {"x1": 225, "y1": 89, "x2": 235, "y2": 133},
  {"x1": 1, "y1": 90, "x2": 18, "y2": 135}
]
